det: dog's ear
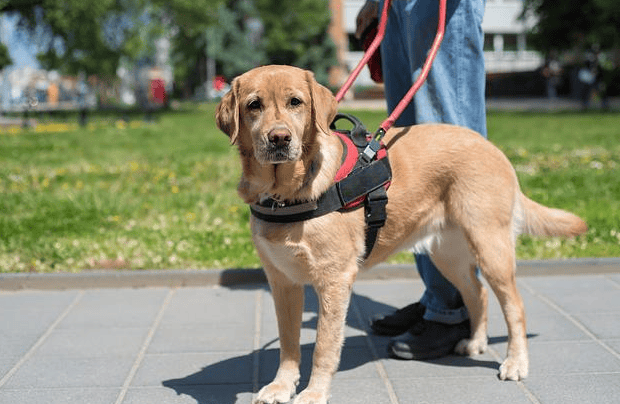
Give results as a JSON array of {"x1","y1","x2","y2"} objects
[
  {"x1": 215, "y1": 79, "x2": 240, "y2": 144},
  {"x1": 307, "y1": 71, "x2": 337, "y2": 134}
]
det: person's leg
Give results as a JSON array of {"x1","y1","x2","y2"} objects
[
  {"x1": 403, "y1": 0, "x2": 487, "y2": 136},
  {"x1": 416, "y1": 254, "x2": 468, "y2": 323},
  {"x1": 409, "y1": 0, "x2": 487, "y2": 325},
  {"x1": 378, "y1": 0, "x2": 488, "y2": 358},
  {"x1": 374, "y1": 0, "x2": 479, "y2": 328}
]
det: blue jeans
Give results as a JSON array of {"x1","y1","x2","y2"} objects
[{"x1": 379, "y1": 0, "x2": 487, "y2": 324}]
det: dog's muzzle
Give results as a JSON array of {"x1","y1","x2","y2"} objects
[{"x1": 259, "y1": 128, "x2": 299, "y2": 163}]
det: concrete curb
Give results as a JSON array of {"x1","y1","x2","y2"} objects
[{"x1": 1, "y1": 257, "x2": 619, "y2": 291}]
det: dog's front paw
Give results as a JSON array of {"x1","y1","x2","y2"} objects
[
  {"x1": 293, "y1": 389, "x2": 328, "y2": 404},
  {"x1": 254, "y1": 381, "x2": 297, "y2": 404},
  {"x1": 455, "y1": 337, "x2": 487, "y2": 356},
  {"x1": 499, "y1": 355, "x2": 529, "y2": 381}
]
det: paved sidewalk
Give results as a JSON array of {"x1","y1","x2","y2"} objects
[{"x1": 1, "y1": 262, "x2": 619, "y2": 404}]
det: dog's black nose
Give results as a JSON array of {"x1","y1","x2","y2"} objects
[{"x1": 268, "y1": 130, "x2": 292, "y2": 147}]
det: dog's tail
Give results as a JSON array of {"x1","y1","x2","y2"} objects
[{"x1": 516, "y1": 192, "x2": 588, "y2": 238}]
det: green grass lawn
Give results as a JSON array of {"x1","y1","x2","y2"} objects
[{"x1": 1, "y1": 104, "x2": 618, "y2": 272}]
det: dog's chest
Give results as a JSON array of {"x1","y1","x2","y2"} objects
[
  {"x1": 251, "y1": 221, "x2": 317, "y2": 283},
  {"x1": 254, "y1": 234, "x2": 315, "y2": 284}
]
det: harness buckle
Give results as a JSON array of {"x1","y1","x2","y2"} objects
[
  {"x1": 365, "y1": 187, "x2": 388, "y2": 228},
  {"x1": 360, "y1": 141, "x2": 379, "y2": 164}
]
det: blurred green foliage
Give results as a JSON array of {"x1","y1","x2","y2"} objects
[{"x1": 3, "y1": 0, "x2": 336, "y2": 93}]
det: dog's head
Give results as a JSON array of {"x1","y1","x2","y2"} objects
[{"x1": 215, "y1": 65, "x2": 337, "y2": 165}]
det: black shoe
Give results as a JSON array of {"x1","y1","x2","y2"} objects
[
  {"x1": 388, "y1": 319, "x2": 470, "y2": 360},
  {"x1": 370, "y1": 302, "x2": 426, "y2": 336}
]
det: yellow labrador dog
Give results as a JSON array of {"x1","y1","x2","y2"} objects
[{"x1": 216, "y1": 65, "x2": 587, "y2": 404}]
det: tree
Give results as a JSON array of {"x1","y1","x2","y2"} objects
[
  {"x1": 0, "y1": 43, "x2": 11, "y2": 70},
  {"x1": 255, "y1": 0, "x2": 336, "y2": 85},
  {"x1": 4, "y1": 0, "x2": 138, "y2": 75},
  {"x1": 175, "y1": 0, "x2": 337, "y2": 95},
  {"x1": 2, "y1": 0, "x2": 336, "y2": 96},
  {"x1": 206, "y1": 0, "x2": 267, "y2": 80},
  {"x1": 203, "y1": 0, "x2": 336, "y2": 85},
  {"x1": 2, "y1": 0, "x2": 223, "y2": 77},
  {"x1": 523, "y1": 0, "x2": 620, "y2": 53}
]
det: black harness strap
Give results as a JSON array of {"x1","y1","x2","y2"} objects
[
  {"x1": 363, "y1": 186, "x2": 388, "y2": 258},
  {"x1": 249, "y1": 156, "x2": 391, "y2": 222}
]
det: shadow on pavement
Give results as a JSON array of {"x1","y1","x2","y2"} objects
[{"x1": 163, "y1": 288, "x2": 535, "y2": 403}]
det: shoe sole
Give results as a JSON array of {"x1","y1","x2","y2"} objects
[{"x1": 388, "y1": 342, "x2": 456, "y2": 360}]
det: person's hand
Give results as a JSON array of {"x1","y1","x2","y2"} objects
[{"x1": 355, "y1": 1, "x2": 379, "y2": 40}]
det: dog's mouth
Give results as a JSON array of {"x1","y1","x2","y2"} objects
[
  {"x1": 258, "y1": 144, "x2": 300, "y2": 164},
  {"x1": 255, "y1": 130, "x2": 302, "y2": 164}
]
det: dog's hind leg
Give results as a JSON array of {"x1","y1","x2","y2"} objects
[
  {"x1": 472, "y1": 228, "x2": 529, "y2": 381},
  {"x1": 256, "y1": 266, "x2": 304, "y2": 404},
  {"x1": 430, "y1": 227, "x2": 489, "y2": 357}
]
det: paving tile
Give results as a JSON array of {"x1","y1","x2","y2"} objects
[
  {"x1": 0, "y1": 290, "x2": 79, "y2": 314},
  {"x1": 522, "y1": 276, "x2": 620, "y2": 314},
  {"x1": 135, "y1": 352, "x2": 254, "y2": 387},
  {"x1": 494, "y1": 340, "x2": 620, "y2": 377},
  {"x1": 124, "y1": 385, "x2": 253, "y2": 404},
  {"x1": 607, "y1": 274, "x2": 620, "y2": 285},
  {"x1": 523, "y1": 275, "x2": 616, "y2": 294},
  {"x1": 0, "y1": 333, "x2": 39, "y2": 364},
  {"x1": 526, "y1": 373, "x2": 620, "y2": 404},
  {"x1": 329, "y1": 377, "x2": 393, "y2": 404},
  {"x1": 543, "y1": 290, "x2": 620, "y2": 314},
  {"x1": 0, "y1": 387, "x2": 119, "y2": 404},
  {"x1": 0, "y1": 290, "x2": 80, "y2": 357},
  {"x1": 0, "y1": 357, "x2": 19, "y2": 380},
  {"x1": 490, "y1": 282, "x2": 561, "y2": 317},
  {"x1": 381, "y1": 352, "x2": 501, "y2": 380},
  {"x1": 58, "y1": 289, "x2": 169, "y2": 329},
  {"x1": 390, "y1": 376, "x2": 532, "y2": 404},
  {"x1": 35, "y1": 327, "x2": 149, "y2": 357},
  {"x1": 352, "y1": 280, "x2": 425, "y2": 320},
  {"x1": 487, "y1": 313, "x2": 591, "y2": 343},
  {"x1": 334, "y1": 348, "x2": 381, "y2": 381},
  {"x1": 149, "y1": 323, "x2": 255, "y2": 354},
  {"x1": 159, "y1": 287, "x2": 256, "y2": 328},
  {"x1": 3, "y1": 355, "x2": 134, "y2": 388},
  {"x1": 573, "y1": 312, "x2": 620, "y2": 339},
  {"x1": 603, "y1": 339, "x2": 620, "y2": 354}
]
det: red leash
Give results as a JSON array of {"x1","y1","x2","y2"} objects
[
  {"x1": 334, "y1": 0, "x2": 393, "y2": 104},
  {"x1": 335, "y1": 0, "x2": 447, "y2": 146}
]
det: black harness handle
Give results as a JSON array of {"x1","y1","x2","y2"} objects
[{"x1": 330, "y1": 113, "x2": 371, "y2": 148}]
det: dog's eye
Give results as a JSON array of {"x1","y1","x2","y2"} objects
[
  {"x1": 247, "y1": 100, "x2": 261, "y2": 110},
  {"x1": 290, "y1": 97, "x2": 302, "y2": 107}
]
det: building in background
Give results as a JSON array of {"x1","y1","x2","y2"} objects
[
  {"x1": 330, "y1": 0, "x2": 542, "y2": 90},
  {"x1": 483, "y1": 0, "x2": 540, "y2": 74}
]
